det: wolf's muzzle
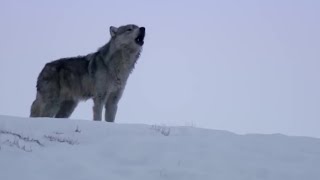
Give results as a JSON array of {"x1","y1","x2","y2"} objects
[{"x1": 135, "y1": 27, "x2": 145, "y2": 46}]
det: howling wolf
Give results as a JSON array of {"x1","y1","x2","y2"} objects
[{"x1": 30, "y1": 24, "x2": 146, "y2": 122}]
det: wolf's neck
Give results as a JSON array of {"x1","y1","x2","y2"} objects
[
  {"x1": 109, "y1": 49, "x2": 139, "y2": 71},
  {"x1": 97, "y1": 42, "x2": 113, "y2": 62},
  {"x1": 89, "y1": 41, "x2": 140, "y2": 78},
  {"x1": 106, "y1": 42, "x2": 139, "y2": 65}
]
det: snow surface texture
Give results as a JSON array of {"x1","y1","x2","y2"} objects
[{"x1": 0, "y1": 115, "x2": 320, "y2": 180}]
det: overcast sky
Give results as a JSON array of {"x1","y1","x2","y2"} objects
[{"x1": 0, "y1": 0, "x2": 319, "y2": 137}]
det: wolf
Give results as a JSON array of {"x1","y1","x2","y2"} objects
[{"x1": 30, "y1": 24, "x2": 146, "y2": 122}]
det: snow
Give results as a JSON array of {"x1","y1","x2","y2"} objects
[{"x1": 1, "y1": 115, "x2": 320, "y2": 180}]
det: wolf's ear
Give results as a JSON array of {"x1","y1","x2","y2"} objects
[{"x1": 110, "y1": 26, "x2": 118, "y2": 37}]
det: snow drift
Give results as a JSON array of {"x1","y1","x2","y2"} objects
[{"x1": 0, "y1": 115, "x2": 320, "y2": 180}]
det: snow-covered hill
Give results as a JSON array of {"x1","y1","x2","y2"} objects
[{"x1": 0, "y1": 115, "x2": 320, "y2": 180}]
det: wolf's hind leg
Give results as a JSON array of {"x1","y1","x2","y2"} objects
[
  {"x1": 55, "y1": 100, "x2": 78, "y2": 118},
  {"x1": 30, "y1": 97, "x2": 42, "y2": 117},
  {"x1": 40, "y1": 99, "x2": 60, "y2": 118}
]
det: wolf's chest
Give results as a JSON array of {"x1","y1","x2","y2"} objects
[{"x1": 100, "y1": 69, "x2": 128, "y2": 92}]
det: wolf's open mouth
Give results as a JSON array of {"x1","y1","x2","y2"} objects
[{"x1": 135, "y1": 27, "x2": 145, "y2": 46}]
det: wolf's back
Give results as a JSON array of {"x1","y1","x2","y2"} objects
[{"x1": 36, "y1": 57, "x2": 90, "y2": 93}]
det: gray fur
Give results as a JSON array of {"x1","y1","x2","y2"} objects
[{"x1": 30, "y1": 24, "x2": 146, "y2": 122}]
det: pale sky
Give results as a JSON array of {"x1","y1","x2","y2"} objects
[{"x1": 0, "y1": 0, "x2": 319, "y2": 137}]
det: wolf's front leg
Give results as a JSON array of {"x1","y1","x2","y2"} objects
[
  {"x1": 105, "y1": 103, "x2": 117, "y2": 122},
  {"x1": 105, "y1": 90, "x2": 123, "y2": 122},
  {"x1": 93, "y1": 95, "x2": 106, "y2": 121}
]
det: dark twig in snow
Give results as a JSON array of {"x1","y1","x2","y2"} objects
[
  {"x1": 151, "y1": 124, "x2": 171, "y2": 136},
  {"x1": 3, "y1": 139, "x2": 32, "y2": 152},
  {"x1": 44, "y1": 135, "x2": 79, "y2": 145},
  {"x1": 75, "y1": 126, "x2": 81, "y2": 133},
  {"x1": 0, "y1": 130, "x2": 44, "y2": 147},
  {"x1": 53, "y1": 132, "x2": 64, "y2": 135}
]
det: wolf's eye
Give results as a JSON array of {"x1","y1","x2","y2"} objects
[{"x1": 127, "y1": 28, "x2": 133, "y2": 32}]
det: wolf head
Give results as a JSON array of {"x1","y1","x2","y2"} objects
[{"x1": 109, "y1": 24, "x2": 145, "y2": 50}]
